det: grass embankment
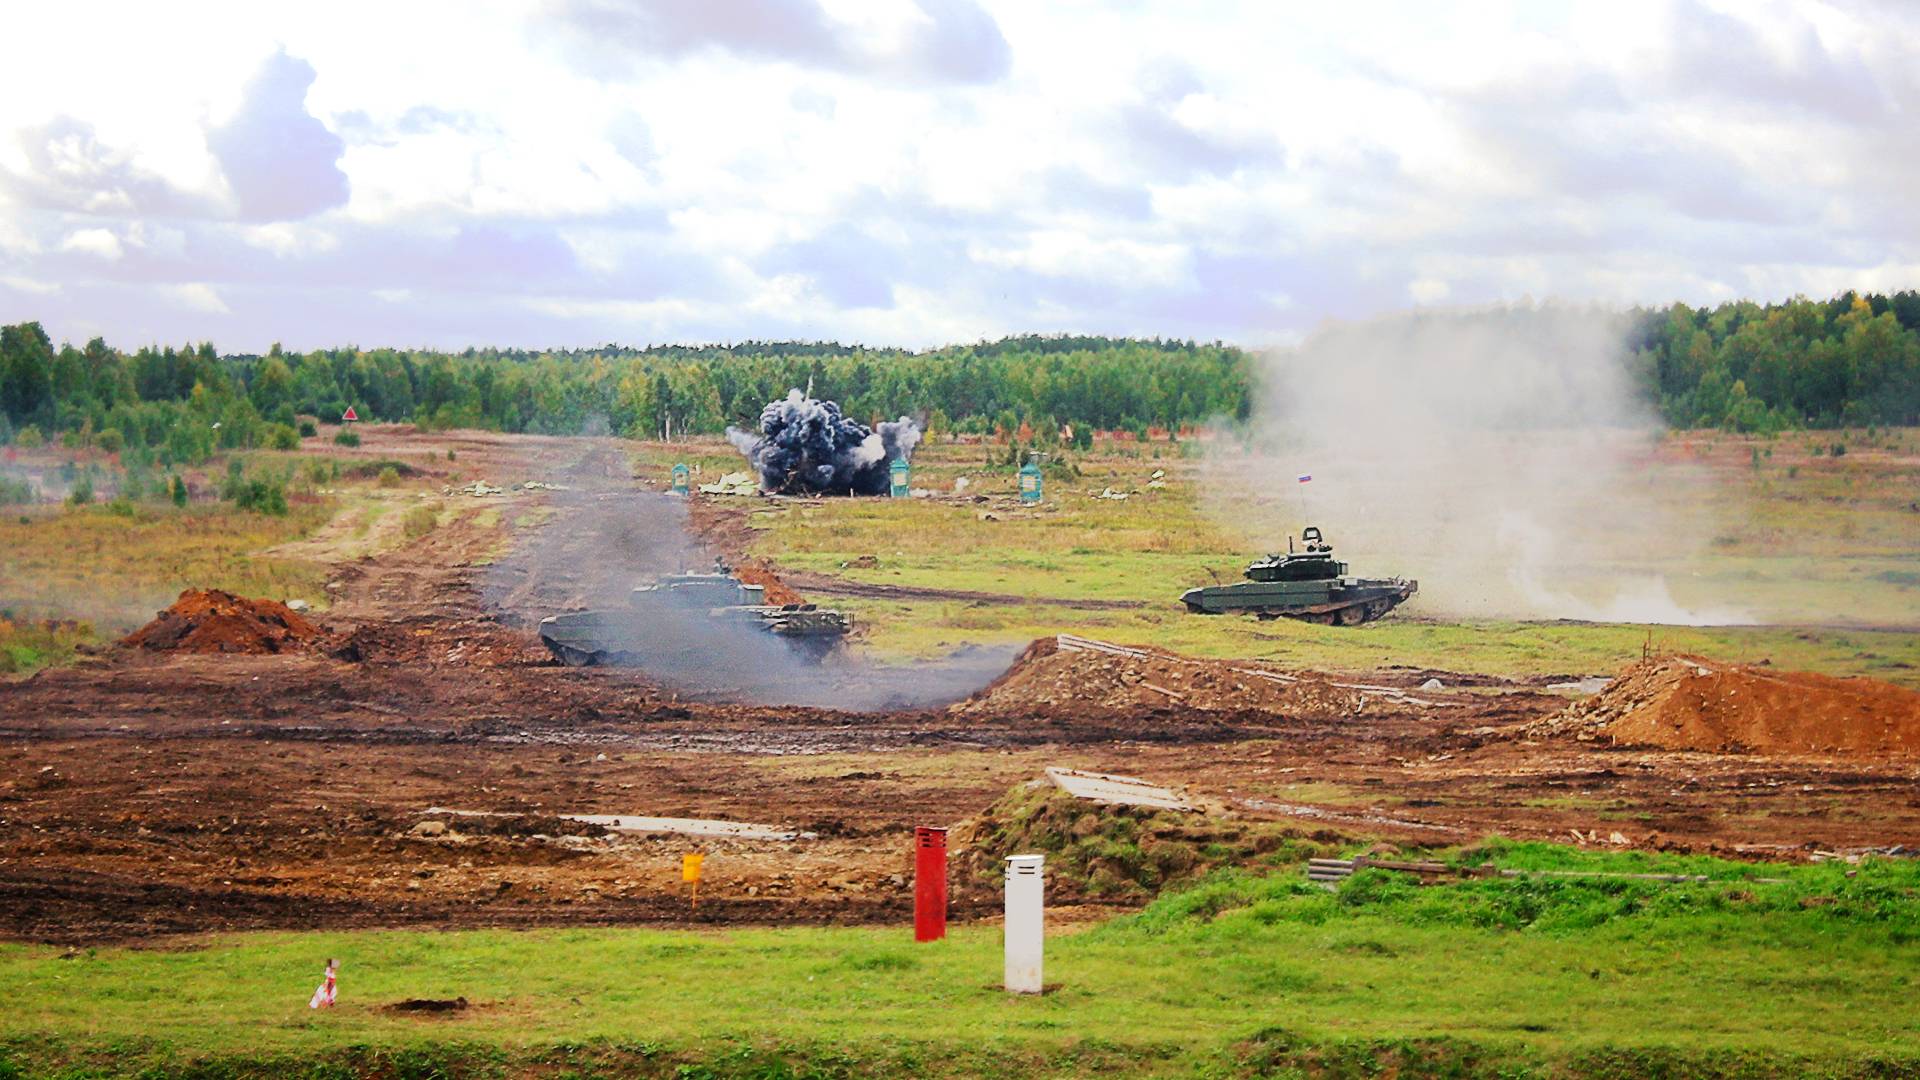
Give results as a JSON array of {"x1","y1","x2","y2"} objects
[{"x1": 3, "y1": 843, "x2": 1913, "y2": 1078}]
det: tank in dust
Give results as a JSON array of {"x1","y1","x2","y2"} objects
[
  {"x1": 538, "y1": 561, "x2": 852, "y2": 666},
  {"x1": 1180, "y1": 527, "x2": 1416, "y2": 625}
]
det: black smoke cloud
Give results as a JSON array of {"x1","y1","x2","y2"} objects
[{"x1": 727, "y1": 389, "x2": 921, "y2": 495}]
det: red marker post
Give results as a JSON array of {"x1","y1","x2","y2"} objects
[{"x1": 914, "y1": 826, "x2": 948, "y2": 942}]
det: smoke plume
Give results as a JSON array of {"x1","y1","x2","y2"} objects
[
  {"x1": 484, "y1": 450, "x2": 1009, "y2": 709},
  {"x1": 1213, "y1": 304, "x2": 1745, "y2": 625},
  {"x1": 727, "y1": 390, "x2": 921, "y2": 495}
]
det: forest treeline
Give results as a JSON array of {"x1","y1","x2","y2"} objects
[{"x1": 1, "y1": 291, "x2": 1917, "y2": 469}]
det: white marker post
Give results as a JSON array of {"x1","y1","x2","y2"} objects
[{"x1": 1004, "y1": 854, "x2": 1044, "y2": 994}]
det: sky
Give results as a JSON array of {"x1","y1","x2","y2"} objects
[{"x1": 0, "y1": 0, "x2": 1915, "y2": 352}]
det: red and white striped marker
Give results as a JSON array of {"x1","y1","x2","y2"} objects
[{"x1": 308, "y1": 958, "x2": 338, "y2": 1009}]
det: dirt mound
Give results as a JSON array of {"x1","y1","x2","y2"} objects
[
  {"x1": 951, "y1": 636, "x2": 1367, "y2": 719},
  {"x1": 1528, "y1": 654, "x2": 1920, "y2": 756},
  {"x1": 122, "y1": 590, "x2": 322, "y2": 655},
  {"x1": 733, "y1": 563, "x2": 806, "y2": 606}
]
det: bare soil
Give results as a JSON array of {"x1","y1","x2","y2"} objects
[
  {"x1": 1528, "y1": 653, "x2": 1920, "y2": 755},
  {"x1": 122, "y1": 590, "x2": 322, "y2": 655},
  {"x1": 2, "y1": 429, "x2": 1916, "y2": 945}
]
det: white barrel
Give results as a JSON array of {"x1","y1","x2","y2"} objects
[{"x1": 1004, "y1": 854, "x2": 1044, "y2": 994}]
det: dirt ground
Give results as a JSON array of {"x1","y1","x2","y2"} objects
[{"x1": 2, "y1": 428, "x2": 1916, "y2": 944}]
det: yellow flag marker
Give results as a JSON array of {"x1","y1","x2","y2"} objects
[{"x1": 682, "y1": 853, "x2": 705, "y2": 911}]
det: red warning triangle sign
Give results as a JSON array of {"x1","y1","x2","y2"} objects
[{"x1": 342, "y1": 406, "x2": 359, "y2": 422}]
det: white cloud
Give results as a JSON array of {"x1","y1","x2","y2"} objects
[
  {"x1": 158, "y1": 282, "x2": 231, "y2": 314},
  {"x1": 0, "y1": 0, "x2": 1914, "y2": 350},
  {"x1": 61, "y1": 227, "x2": 122, "y2": 260}
]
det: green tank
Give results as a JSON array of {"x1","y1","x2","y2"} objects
[
  {"x1": 1180, "y1": 527, "x2": 1416, "y2": 625},
  {"x1": 539, "y1": 561, "x2": 852, "y2": 666}
]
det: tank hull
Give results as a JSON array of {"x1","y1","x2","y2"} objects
[
  {"x1": 1179, "y1": 577, "x2": 1417, "y2": 625},
  {"x1": 538, "y1": 607, "x2": 849, "y2": 666}
]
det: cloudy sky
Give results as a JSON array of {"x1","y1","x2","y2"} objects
[{"x1": 0, "y1": 0, "x2": 1914, "y2": 351}]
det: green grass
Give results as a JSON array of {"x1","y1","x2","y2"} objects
[
  {"x1": 3, "y1": 844, "x2": 1915, "y2": 1078},
  {"x1": 0, "y1": 500, "x2": 335, "y2": 636}
]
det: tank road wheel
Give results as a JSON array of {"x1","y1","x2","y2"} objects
[
  {"x1": 1289, "y1": 611, "x2": 1335, "y2": 626},
  {"x1": 1336, "y1": 605, "x2": 1368, "y2": 627},
  {"x1": 1255, "y1": 611, "x2": 1280, "y2": 621},
  {"x1": 550, "y1": 643, "x2": 600, "y2": 667}
]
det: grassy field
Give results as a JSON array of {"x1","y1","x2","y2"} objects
[
  {"x1": 4, "y1": 843, "x2": 1914, "y2": 1078},
  {"x1": 633, "y1": 429, "x2": 1920, "y2": 686}
]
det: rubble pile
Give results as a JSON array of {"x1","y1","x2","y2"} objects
[
  {"x1": 1528, "y1": 654, "x2": 1920, "y2": 756},
  {"x1": 122, "y1": 589, "x2": 322, "y2": 655}
]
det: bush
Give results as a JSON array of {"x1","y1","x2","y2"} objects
[
  {"x1": 169, "y1": 475, "x2": 188, "y2": 507},
  {"x1": 265, "y1": 424, "x2": 299, "y2": 451},
  {"x1": 14, "y1": 425, "x2": 42, "y2": 449},
  {"x1": 94, "y1": 428, "x2": 125, "y2": 454},
  {"x1": 333, "y1": 429, "x2": 360, "y2": 447},
  {"x1": 230, "y1": 479, "x2": 288, "y2": 516},
  {"x1": 402, "y1": 504, "x2": 440, "y2": 538},
  {"x1": 298, "y1": 420, "x2": 317, "y2": 438},
  {"x1": 376, "y1": 466, "x2": 401, "y2": 488},
  {"x1": 0, "y1": 476, "x2": 33, "y2": 504},
  {"x1": 66, "y1": 475, "x2": 93, "y2": 506}
]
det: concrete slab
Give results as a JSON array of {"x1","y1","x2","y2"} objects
[
  {"x1": 1045, "y1": 767, "x2": 1195, "y2": 812},
  {"x1": 564, "y1": 815, "x2": 812, "y2": 841}
]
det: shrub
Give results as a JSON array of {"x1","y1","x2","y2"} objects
[
  {"x1": 333, "y1": 429, "x2": 361, "y2": 447},
  {"x1": 230, "y1": 479, "x2": 288, "y2": 516},
  {"x1": 66, "y1": 475, "x2": 93, "y2": 506},
  {"x1": 402, "y1": 504, "x2": 440, "y2": 538},
  {"x1": 94, "y1": 428, "x2": 125, "y2": 454},
  {"x1": 0, "y1": 476, "x2": 33, "y2": 504},
  {"x1": 1831, "y1": 442, "x2": 1847, "y2": 457},
  {"x1": 14, "y1": 425, "x2": 43, "y2": 449},
  {"x1": 169, "y1": 475, "x2": 188, "y2": 507},
  {"x1": 105, "y1": 498, "x2": 136, "y2": 518},
  {"x1": 376, "y1": 466, "x2": 401, "y2": 488},
  {"x1": 267, "y1": 424, "x2": 300, "y2": 451},
  {"x1": 447, "y1": 449, "x2": 457, "y2": 462},
  {"x1": 298, "y1": 420, "x2": 317, "y2": 438}
]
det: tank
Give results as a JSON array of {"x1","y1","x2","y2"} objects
[
  {"x1": 539, "y1": 561, "x2": 852, "y2": 666},
  {"x1": 1180, "y1": 527, "x2": 1416, "y2": 625}
]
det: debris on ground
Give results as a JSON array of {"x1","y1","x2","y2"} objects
[
  {"x1": 121, "y1": 590, "x2": 322, "y2": 655},
  {"x1": 951, "y1": 635, "x2": 1402, "y2": 719},
  {"x1": 1526, "y1": 654, "x2": 1920, "y2": 755},
  {"x1": 445, "y1": 481, "x2": 504, "y2": 497},
  {"x1": 698, "y1": 471, "x2": 760, "y2": 496}
]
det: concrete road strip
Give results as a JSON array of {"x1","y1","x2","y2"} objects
[{"x1": 421, "y1": 807, "x2": 811, "y2": 841}]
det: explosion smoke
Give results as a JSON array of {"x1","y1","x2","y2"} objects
[
  {"x1": 727, "y1": 390, "x2": 922, "y2": 495},
  {"x1": 1211, "y1": 304, "x2": 1746, "y2": 626}
]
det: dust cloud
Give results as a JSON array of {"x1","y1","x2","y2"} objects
[{"x1": 1212, "y1": 304, "x2": 1746, "y2": 625}]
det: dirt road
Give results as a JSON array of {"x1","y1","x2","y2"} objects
[{"x1": 3, "y1": 430, "x2": 1915, "y2": 944}]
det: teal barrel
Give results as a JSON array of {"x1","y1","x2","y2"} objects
[
  {"x1": 1018, "y1": 462, "x2": 1043, "y2": 504},
  {"x1": 890, "y1": 458, "x2": 911, "y2": 498},
  {"x1": 670, "y1": 463, "x2": 689, "y2": 495}
]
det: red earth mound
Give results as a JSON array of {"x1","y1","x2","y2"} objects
[
  {"x1": 732, "y1": 563, "x2": 806, "y2": 606},
  {"x1": 1530, "y1": 654, "x2": 1920, "y2": 756},
  {"x1": 951, "y1": 635, "x2": 1370, "y2": 718},
  {"x1": 122, "y1": 590, "x2": 322, "y2": 656}
]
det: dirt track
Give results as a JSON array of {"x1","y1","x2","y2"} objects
[{"x1": 2, "y1": 430, "x2": 1916, "y2": 944}]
